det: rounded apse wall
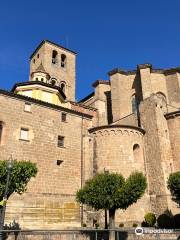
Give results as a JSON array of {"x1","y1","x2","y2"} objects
[{"x1": 89, "y1": 125, "x2": 145, "y2": 177}]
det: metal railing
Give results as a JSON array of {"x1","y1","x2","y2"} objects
[{"x1": 0, "y1": 229, "x2": 179, "y2": 240}]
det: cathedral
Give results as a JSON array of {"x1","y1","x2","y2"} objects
[{"x1": 0, "y1": 40, "x2": 179, "y2": 228}]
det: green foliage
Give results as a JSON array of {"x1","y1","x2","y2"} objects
[
  {"x1": 118, "y1": 172, "x2": 147, "y2": 209},
  {"x1": 119, "y1": 223, "x2": 124, "y2": 227},
  {"x1": 173, "y1": 214, "x2": 180, "y2": 228},
  {"x1": 95, "y1": 223, "x2": 99, "y2": 229},
  {"x1": 144, "y1": 212, "x2": 156, "y2": 227},
  {"x1": 76, "y1": 171, "x2": 147, "y2": 211},
  {"x1": 157, "y1": 214, "x2": 174, "y2": 229},
  {"x1": 167, "y1": 172, "x2": 180, "y2": 206},
  {"x1": 76, "y1": 172, "x2": 125, "y2": 210},
  {"x1": 0, "y1": 160, "x2": 38, "y2": 200},
  {"x1": 132, "y1": 223, "x2": 138, "y2": 227},
  {"x1": 82, "y1": 223, "x2": 87, "y2": 227}
]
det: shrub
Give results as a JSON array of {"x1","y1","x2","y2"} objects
[
  {"x1": 144, "y1": 212, "x2": 156, "y2": 227},
  {"x1": 132, "y1": 223, "x2": 138, "y2": 227},
  {"x1": 157, "y1": 214, "x2": 174, "y2": 229},
  {"x1": 167, "y1": 172, "x2": 180, "y2": 206},
  {"x1": 119, "y1": 223, "x2": 124, "y2": 227},
  {"x1": 82, "y1": 223, "x2": 87, "y2": 227},
  {"x1": 173, "y1": 214, "x2": 180, "y2": 228},
  {"x1": 141, "y1": 221, "x2": 148, "y2": 227},
  {"x1": 95, "y1": 223, "x2": 99, "y2": 229}
]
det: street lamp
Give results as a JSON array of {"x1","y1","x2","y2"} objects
[{"x1": 0, "y1": 156, "x2": 13, "y2": 240}]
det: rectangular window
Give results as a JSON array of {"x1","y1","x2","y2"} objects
[
  {"x1": 24, "y1": 103, "x2": 31, "y2": 112},
  {"x1": 20, "y1": 128, "x2": 29, "y2": 141},
  {"x1": 58, "y1": 135, "x2": 64, "y2": 147},
  {"x1": 61, "y1": 112, "x2": 67, "y2": 122}
]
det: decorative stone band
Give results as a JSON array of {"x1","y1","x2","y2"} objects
[
  {"x1": 165, "y1": 110, "x2": 180, "y2": 120},
  {"x1": 89, "y1": 124, "x2": 145, "y2": 137}
]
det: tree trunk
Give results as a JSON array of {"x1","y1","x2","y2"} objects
[
  {"x1": 105, "y1": 209, "x2": 108, "y2": 229},
  {"x1": 109, "y1": 209, "x2": 116, "y2": 240}
]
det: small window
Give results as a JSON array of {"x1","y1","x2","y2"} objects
[
  {"x1": 52, "y1": 50, "x2": 58, "y2": 64},
  {"x1": 20, "y1": 128, "x2": 29, "y2": 141},
  {"x1": 33, "y1": 59, "x2": 35, "y2": 64},
  {"x1": 61, "y1": 54, "x2": 66, "y2": 68},
  {"x1": 61, "y1": 113, "x2": 67, "y2": 122},
  {"x1": 57, "y1": 160, "x2": 63, "y2": 166},
  {"x1": 35, "y1": 77, "x2": 38, "y2": 81},
  {"x1": 41, "y1": 78, "x2": 44, "y2": 82},
  {"x1": 131, "y1": 94, "x2": 138, "y2": 113},
  {"x1": 133, "y1": 144, "x2": 143, "y2": 162},
  {"x1": 51, "y1": 79, "x2": 56, "y2": 86},
  {"x1": 24, "y1": 103, "x2": 31, "y2": 112},
  {"x1": 58, "y1": 135, "x2": 64, "y2": 147},
  {"x1": 60, "y1": 82, "x2": 65, "y2": 93},
  {"x1": 37, "y1": 54, "x2": 39, "y2": 58}
]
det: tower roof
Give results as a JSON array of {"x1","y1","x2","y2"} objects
[
  {"x1": 11, "y1": 81, "x2": 66, "y2": 100},
  {"x1": 35, "y1": 62, "x2": 46, "y2": 73},
  {"x1": 31, "y1": 62, "x2": 50, "y2": 79},
  {"x1": 30, "y1": 40, "x2": 77, "y2": 60}
]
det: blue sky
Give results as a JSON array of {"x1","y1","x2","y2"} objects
[{"x1": 1, "y1": 0, "x2": 180, "y2": 100}]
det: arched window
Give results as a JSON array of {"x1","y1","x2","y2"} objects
[
  {"x1": 41, "y1": 78, "x2": 44, "y2": 82},
  {"x1": 61, "y1": 54, "x2": 66, "y2": 68},
  {"x1": 156, "y1": 92, "x2": 167, "y2": 102},
  {"x1": 131, "y1": 94, "x2": 138, "y2": 113},
  {"x1": 51, "y1": 78, "x2": 57, "y2": 86},
  {"x1": 133, "y1": 144, "x2": 141, "y2": 162},
  {"x1": 35, "y1": 77, "x2": 38, "y2": 81},
  {"x1": 60, "y1": 82, "x2": 66, "y2": 93},
  {"x1": 52, "y1": 50, "x2": 58, "y2": 64}
]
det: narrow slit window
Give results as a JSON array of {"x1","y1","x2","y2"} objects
[
  {"x1": 58, "y1": 135, "x2": 64, "y2": 147},
  {"x1": 131, "y1": 94, "x2": 138, "y2": 113},
  {"x1": 52, "y1": 50, "x2": 58, "y2": 64},
  {"x1": 60, "y1": 82, "x2": 65, "y2": 93},
  {"x1": 61, "y1": 113, "x2": 67, "y2": 122},
  {"x1": 61, "y1": 54, "x2": 66, "y2": 68}
]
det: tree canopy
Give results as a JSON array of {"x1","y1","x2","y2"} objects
[
  {"x1": 77, "y1": 171, "x2": 147, "y2": 211},
  {"x1": 76, "y1": 171, "x2": 147, "y2": 231},
  {"x1": 167, "y1": 171, "x2": 180, "y2": 206},
  {"x1": 0, "y1": 160, "x2": 38, "y2": 200}
]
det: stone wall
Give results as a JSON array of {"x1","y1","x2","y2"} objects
[
  {"x1": 0, "y1": 93, "x2": 92, "y2": 229},
  {"x1": 89, "y1": 125, "x2": 150, "y2": 223},
  {"x1": 30, "y1": 41, "x2": 76, "y2": 101},
  {"x1": 166, "y1": 113, "x2": 180, "y2": 172},
  {"x1": 139, "y1": 95, "x2": 174, "y2": 216}
]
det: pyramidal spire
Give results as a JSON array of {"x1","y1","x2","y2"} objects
[{"x1": 35, "y1": 62, "x2": 46, "y2": 73}]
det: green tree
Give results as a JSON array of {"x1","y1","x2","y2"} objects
[
  {"x1": 0, "y1": 160, "x2": 38, "y2": 201},
  {"x1": 76, "y1": 171, "x2": 147, "y2": 239},
  {"x1": 167, "y1": 171, "x2": 180, "y2": 206}
]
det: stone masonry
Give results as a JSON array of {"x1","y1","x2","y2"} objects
[{"x1": 0, "y1": 40, "x2": 179, "y2": 229}]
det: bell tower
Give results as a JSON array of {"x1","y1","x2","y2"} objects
[{"x1": 29, "y1": 40, "x2": 76, "y2": 101}]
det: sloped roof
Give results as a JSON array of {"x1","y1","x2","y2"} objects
[
  {"x1": 30, "y1": 40, "x2": 77, "y2": 60},
  {"x1": 11, "y1": 81, "x2": 66, "y2": 100}
]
